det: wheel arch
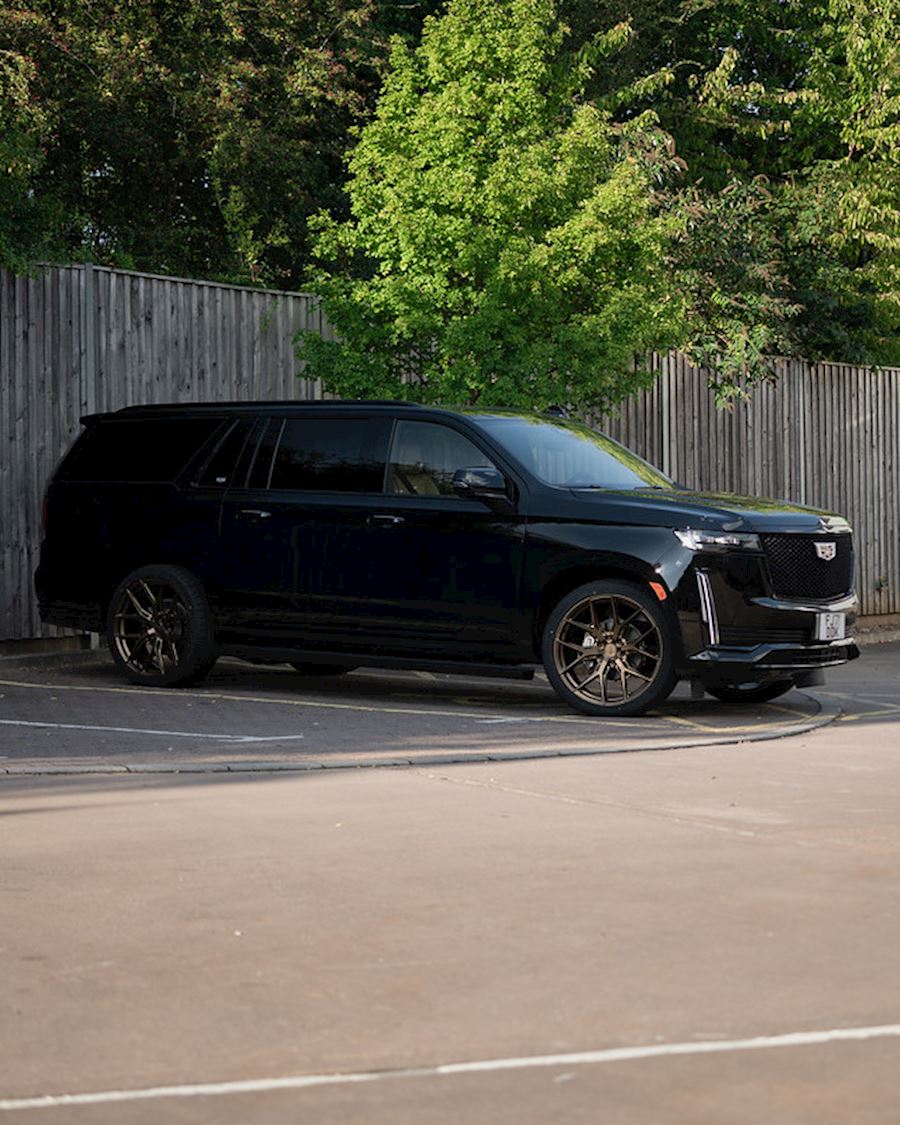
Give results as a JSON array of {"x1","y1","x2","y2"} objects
[
  {"x1": 534, "y1": 560, "x2": 668, "y2": 651},
  {"x1": 100, "y1": 554, "x2": 207, "y2": 622}
]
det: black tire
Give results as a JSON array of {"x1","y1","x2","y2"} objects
[
  {"x1": 107, "y1": 564, "x2": 217, "y2": 687},
  {"x1": 542, "y1": 580, "x2": 676, "y2": 717},
  {"x1": 289, "y1": 662, "x2": 358, "y2": 676},
  {"x1": 706, "y1": 679, "x2": 795, "y2": 704}
]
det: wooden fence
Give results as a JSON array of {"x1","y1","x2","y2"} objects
[{"x1": 2, "y1": 263, "x2": 898, "y2": 639}]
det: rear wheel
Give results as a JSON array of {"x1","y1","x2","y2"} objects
[
  {"x1": 705, "y1": 679, "x2": 795, "y2": 704},
  {"x1": 542, "y1": 580, "x2": 676, "y2": 717},
  {"x1": 107, "y1": 565, "x2": 217, "y2": 687}
]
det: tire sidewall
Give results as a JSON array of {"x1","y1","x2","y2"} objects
[{"x1": 542, "y1": 579, "x2": 677, "y2": 717}]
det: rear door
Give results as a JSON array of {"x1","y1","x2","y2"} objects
[{"x1": 214, "y1": 413, "x2": 392, "y2": 645}]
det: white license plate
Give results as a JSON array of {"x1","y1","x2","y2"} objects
[{"x1": 815, "y1": 612, "x2": 846, "y2": 641}]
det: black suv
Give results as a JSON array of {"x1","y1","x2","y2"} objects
[{"x1": 36, "y1": 401, "x2": 859, "y2": 716}]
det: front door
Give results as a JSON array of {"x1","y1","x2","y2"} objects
[{"x1": 361, "y1": 419, "x2": 530, "y2": 660}]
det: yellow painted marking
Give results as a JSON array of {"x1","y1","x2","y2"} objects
[{"x1": 652, "y1": 711, "x2": 814, "y2": 735}]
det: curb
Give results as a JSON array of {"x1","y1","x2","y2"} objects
[
  {"x1": 1, "y1": 694, "x2": 842, "y2": 778},
  {"x1": 856, "y1": 628, "x2": 900, "y2": 646}
]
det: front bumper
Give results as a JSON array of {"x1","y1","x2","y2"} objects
[
  {"x1": 687, "y1": 638, "x2": 860, "y2": 679},
  {"x1": 675, "y1": 560, "x2": 860, "y2": 683}
]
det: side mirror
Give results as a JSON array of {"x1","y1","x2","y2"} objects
[{"x1": 451, "y1": 466, "x2": 511, "y2": 504}]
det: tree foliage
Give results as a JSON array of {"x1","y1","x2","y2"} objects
[
  {"x1": 299, "y1": 0, "x2": 685, "y2": 410},
  {"x1": 0, "y1": 0, "x2": 435, "y2": 286},
  {"x1": 565, "y1": 0, "x2": 900, "y2": 374}
]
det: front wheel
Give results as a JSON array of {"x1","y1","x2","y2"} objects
[
  {"x1": 107, "y1": 564, "x2": 217, "y2": 687},
  {"x1": 542, "y1": 580, "x2": 676, "y2": 717},
  {"x1": 705, "y1": 679, "x2": 795, "y2": 704}
]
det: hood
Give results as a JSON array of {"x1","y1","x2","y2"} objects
[{"x1": 567, "y1": 487, "x2": 850, "y2": 534}]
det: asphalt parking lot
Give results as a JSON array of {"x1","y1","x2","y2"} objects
[
  {"x1": 2, "y1": 643, "x2": 899, "y2": 1123},
  {"x1": 0, "y1": 651, "x2": 847, "y2": 775}
]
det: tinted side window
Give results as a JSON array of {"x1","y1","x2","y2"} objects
[
  {"x1": 387, "y1": 421, "x2": 494, "y2": 496},
  {"x1": 56, "y1": 418, "x2": 222, "y2": 483},
  {"x1": 265, "y1": 418, "x2": 391, "y2": 493}
]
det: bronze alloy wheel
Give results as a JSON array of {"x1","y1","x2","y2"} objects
[
  {"x1": 107, "y1": 564, "x2": 216, "y2": 686},
  {"x1": 543, "y1": 580, "x2": 676, "y2": 716},
  {"x1": 113, "y1": 576, "x2": 190, "y2": 676}
]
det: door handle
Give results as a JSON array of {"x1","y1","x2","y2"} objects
[
  {"x1": 238, "y1": 508, "x2": 271, "y2": 520},
  {"x1": 367, "y1": 514, "x2": 405, "y2": 528}
]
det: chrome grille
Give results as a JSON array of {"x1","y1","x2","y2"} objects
[{"x1": 760, "y1": 534, "x2": 853, "y2": 600}]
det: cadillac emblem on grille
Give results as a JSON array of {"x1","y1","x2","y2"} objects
[{"x1": 815, "y1": 541, "x2": 837, "y2": 561}]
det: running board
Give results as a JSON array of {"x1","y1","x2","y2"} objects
[{"x1": 222, "y1": 645, "x2": 536, "y2": 681}]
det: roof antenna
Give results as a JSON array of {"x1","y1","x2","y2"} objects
[{"x1": 544, "y1": 405, "x2": 569, "y2": 418}]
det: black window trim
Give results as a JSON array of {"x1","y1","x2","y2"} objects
[{"x1": 189, "y1": 418, "x2": 248, "y2": 489}]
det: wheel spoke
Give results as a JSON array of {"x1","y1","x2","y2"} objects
[
  {"x1": 127, "y1": 630, "x2": 154, "y2": 668},
  {"x1": 615, "y1": 606, "x2": 643, "y2": 634},
  {"x1": 615, "y1": 659, "x2": 630, "y2": 699},
  {"x1": 125, "y1": 588, "x2": 153, "y2": 621},
  {"x1": 620, "y1": 660, "x2": 653, "y2": 684},
  {"x1": 598, "y1": 660, "x2": 609, "y2": 702},
  {"x1": 558, "y1": 637, "x2": 594, "y2": 653},
  {"x1": 631, "y1": 624, "x2": 658, "y2": 646},
  {"x1": 136, "y1": 580, "x2": 158, "y2": 607},
  {"x1": 575, "y1": 658, "x2": 612, "y2": 700}
]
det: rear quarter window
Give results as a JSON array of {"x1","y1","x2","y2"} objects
[{"x1": 55, "y1": 418, "x2": 224, "y2": 483}]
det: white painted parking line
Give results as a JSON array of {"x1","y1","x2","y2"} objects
[
  {"x1": 2, "y1": 1023, "x2": 899, "y2": 1111},
  {"x1": 0, "y1": 677, "x2": 817, "y2": 732},
  {"x1": 477, "y1": 717, "x2": 540, "y2": 725},
  {"x1": 0, "y1": 677, "x2": 589, "y2": 724},
  {"x1": 0, "y1": 719, "x2": 305, "y2": 744}
]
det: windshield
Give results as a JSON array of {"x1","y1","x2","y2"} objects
[{"x1": 472, "y1": 415, "x2": 672, "y2": 490}]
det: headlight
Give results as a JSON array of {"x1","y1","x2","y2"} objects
[{"x1": 674, "y1": 529, "x2": 762, "y2": 552}]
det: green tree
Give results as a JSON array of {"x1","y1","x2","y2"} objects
[{"x1": 299, "y1": 0, "x2": 685, "y2": 411}]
